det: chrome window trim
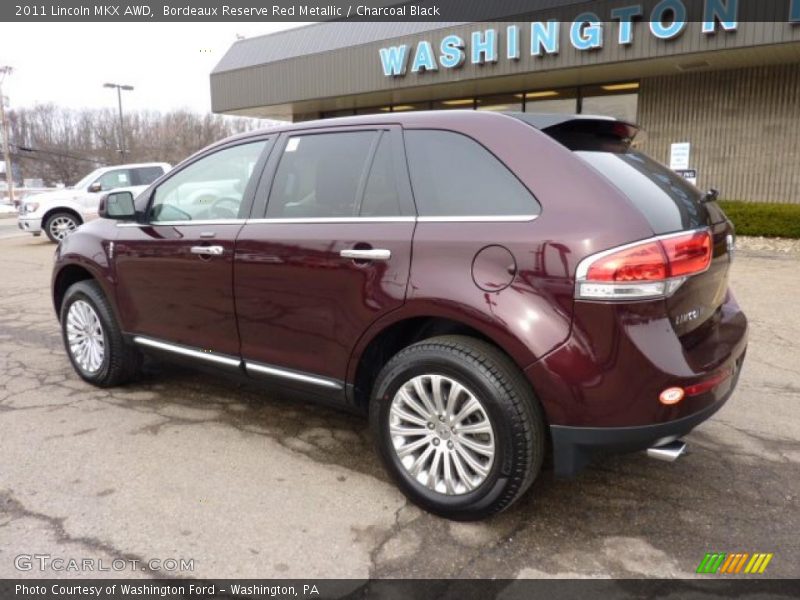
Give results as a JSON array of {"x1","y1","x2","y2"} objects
[
  {"x1": 245, "y1": 361, "x2": 343, "y2": 390},
  {"x1": 116, "y1": 215, "x2": 539, "y2": 226},
  {"x1": 416, "y1": 215, "x2": 539, "y2": 223},
  {"x1": 246, "y1": 216, "x2": 416, "y2": 224},
  {"x1": 133, "y1": 336, "x2": 241, "y2": 368}
]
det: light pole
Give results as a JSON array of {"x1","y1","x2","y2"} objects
[
  {"x1": 103, "y1": 82, "x2": 133, "y2": 163},
  {"x1": 0, "y1": 66, "x2": 14, "y2": 206}
]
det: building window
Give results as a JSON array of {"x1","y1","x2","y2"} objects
[
  {"x1": 477, "y1": 94, "x2": 523, "y2": 112},
  {"x1": 580, "y1": 82, "x2": 639, "y2": 122},
  {"x1": 433, "y1": 98, "x2": 476, "y2": 110},
  {"x1": 524, "y1": 89, "x2": 579, "y2": 114},
  {"x1": 320, "y1": 108, "x2": 356, "y2": 118},
  {"x1": 389, "y1": 102, "x2": 432, "y2": 112}
]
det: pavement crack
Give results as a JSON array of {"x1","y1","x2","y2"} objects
[{"x1": 0, "y1": 489, "x2": 165, "y2": 577}]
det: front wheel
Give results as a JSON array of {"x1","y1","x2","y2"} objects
[
  {"x1": 370, "y1": 335, "x2": 546, "y2": 520},
  {"x1": 60, "y1": 280, "x2": 141, "y2": 387},
  {"x1": 44, "y1": 211, "x2": 80, "y2": 243}
]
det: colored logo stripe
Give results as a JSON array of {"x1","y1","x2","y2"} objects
[{"x1": 697, "y1": 553, "x2": 773, "y2": 574}]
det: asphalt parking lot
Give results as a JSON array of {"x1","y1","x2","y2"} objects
[{"x1": 0, "y1": 229, "x2": 798, "y2": 580}]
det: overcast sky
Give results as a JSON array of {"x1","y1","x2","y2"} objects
[{"x1": 0, "y1": 23, "x2": 307, "y2": 114}]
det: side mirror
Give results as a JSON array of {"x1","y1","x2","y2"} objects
[
  {"x1": 88, "y1": 182, "x2": 103, "y2": 193},
  {"x1": 99, "y1": 191, "x2": 136, "y2": 220}
]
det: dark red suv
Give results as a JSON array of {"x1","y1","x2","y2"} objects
[{"x1": 52, "y1": 111, "x2": 747, "y2": 520}]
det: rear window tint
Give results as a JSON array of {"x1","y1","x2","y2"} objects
[
  {"x1": 404, "y1": 130, "x2": 539, "y2": 218},
  {"x1": 577, "y1": 150, "x2": 715, "y2": 234}
]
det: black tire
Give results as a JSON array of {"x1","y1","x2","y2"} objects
[
  {"x1": 44, "y1": 211, "x2": 81, "y2": 243},
  {"x1": 60, "y1": 280, "x2": 141, "y2": 387},
  {"x1": 370, "y1": 335, "x2": 546, "y2": 520}
]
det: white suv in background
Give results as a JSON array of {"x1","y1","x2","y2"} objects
[{"x1": 18, "y1": 162, "x2": 170, "y2": 242}]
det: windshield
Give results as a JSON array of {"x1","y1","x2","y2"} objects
[
  {"x1": 71, "y1": 168, "x2": 104, "y2": 190},
  {"x1": 576, "y1": 150, "x2": 716, "y2": 234}
]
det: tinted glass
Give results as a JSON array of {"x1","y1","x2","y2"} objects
[
  {"x1": 131, "y1": 166, "x2": 165, "y2": 186},
  {"x1": 525, "y1": 89, "x2": 578, "y2": 114},
  {"x1": 95, "y1": 169, "x2": 131, "y2": 191},
  {"x1": 150, "y1": 141, "x2": 267, "y2": 222},
  {"x1": 581, "y1": 93, "x2": 638, "y2": 122},
  {"x1": 360, "y1": 133, "x2": 403, "y2": 217},
  {"x1": 404, "y1": 130, "x2": 539, "y2": 217},
  {"x1": 577, "y1": 150, "x2": 715, "y2": 233},
  {"x1": 267, "y1": 131, "x2": 377, "y2": 218}
]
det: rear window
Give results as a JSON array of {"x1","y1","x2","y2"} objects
[
  {"x1": 576, "y1": 150, "x2": 712, "y2": 234},
  {"x1": 532, "y1": 119, "x2": 717, "y2": 233},
  {"x1": 404, "y1": 130, "x2": 540, "y2": 218}
]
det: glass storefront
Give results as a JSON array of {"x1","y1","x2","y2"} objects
[
  {"x1": 322, "y1": 82, "x2": 639, "y2": 122},
  {"x1": 476, "y1": 94, "x2": 523, "y2": 112},
  {"x1": 525, "y1": 88, "x2": 579, "y2": 114},
  {"x1": 581, "y1": 83, "x2": 639, "y2": 122}
]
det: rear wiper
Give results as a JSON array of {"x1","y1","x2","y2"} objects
[{"x1": 701, "y1": 188, "x2": 720, "y2": 204}]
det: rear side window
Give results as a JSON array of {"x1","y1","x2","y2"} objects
[
  {"x1": 404, "y1": 130, "x2": 539, "y2": 218},
  {"x1": 267, "y1": 131, "x2": 407, "y2": 218},
  {"x1": 131, "y1": 166, "x2": 165, "y2": 186},
  {"x1": 576, "y1": 150, "x2": 714, "y2": 233}
]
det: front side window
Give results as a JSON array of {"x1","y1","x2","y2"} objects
[
  {"x1": 95, "y1": 169, "x2": 131, "y2": 191},
  {"x1": 404, "y1": 130, "x2": 540, "y2": 217},
  {"x1": 267, "y1": 130, "x2": 405, "y2": 219},
  {"x1": 150, "y1": 141, "x2": 268, "y2": 222}
]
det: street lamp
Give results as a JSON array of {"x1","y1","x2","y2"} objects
[
  {"x1": 0, "y1": 66, "x2": 14, "y2": 206},
  {"x1": 103, "y1": 82, "x2": 134, "y2": 163}
]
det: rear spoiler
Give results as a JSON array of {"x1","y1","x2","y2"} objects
[{"x1": 506, "y1": 113, "x2": 640, "y2": 152}]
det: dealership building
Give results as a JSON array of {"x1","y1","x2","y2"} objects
[{"x1": 211, "y1": 12, "x2": 800, "y2": 203}]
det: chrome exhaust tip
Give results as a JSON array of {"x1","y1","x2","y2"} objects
[{"x1": 647, "y1": 440, "x2": 687, "y2": 462}]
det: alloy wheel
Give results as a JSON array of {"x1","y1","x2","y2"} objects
[
  {"x1": 49, "y1": 216, "x2": 78, "y2": 240},
  {"x1": 66, "y1": 300, "x2": 106, "y2": 373},
  {"x1": 389, "y1": 374, "x2": 495, "y2": 495}
]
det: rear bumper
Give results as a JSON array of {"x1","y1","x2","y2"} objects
[
  {"x1": 525, "y1": 288, "x2": 748, "y2": 476},
  {"x1": 550, "y1": 350, "x2": 744, "y2": 476},
  {"x1": 18, "y1": 216, "x2": 42, "y2": 234}
]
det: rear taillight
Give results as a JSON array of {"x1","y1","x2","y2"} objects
[{"x1": 576, "y1": 229, "x2": 712, "y2": 301}]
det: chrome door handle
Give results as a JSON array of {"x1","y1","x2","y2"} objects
[
  {"x1": 190, "y1": 245, "x2": 224, "y2": 256},
  {"x1": 340, "y1": 248, "x2": 391, "y2": 261}
]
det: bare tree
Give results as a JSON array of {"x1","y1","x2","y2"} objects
[{"x1": 8, "y1": 105, "x2": 269, "y2": 186}]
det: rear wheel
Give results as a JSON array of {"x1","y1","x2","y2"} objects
[
  {"x1": 60, "y1": 280, "x2": 141, "y2": 387},
  {"x1": 370, "y1": 335, "x2": 545, "y2": 520},
  {"x1": 44, "y1": 211, "x2": 80, "y2": 242}
]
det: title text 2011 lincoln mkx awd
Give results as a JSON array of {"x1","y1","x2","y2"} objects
[{"x1": 52, "y1": 111, "x2": 747, "y2": 520}]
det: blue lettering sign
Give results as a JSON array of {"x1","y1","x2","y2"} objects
[
  {"x1": 471, "y1": 29, "x2": 498, "y2": 64},
  {"x1": 570, "y1": 13, "x2": 603, "y2": 50},
  {"x1": 439, "y1": 35, "x2": 465, "y2": 69},
  {"x1": 611, "y1": 5, "x2": 643, "y2": 45},
  {"x1": 378, "y1": 45, "x2": 408, "y2": 77},
  {"x1": 507, "y1": 25, "x2": 520, "y2": 60},
  {"x1": 531, "y1": 20, "x2": 560, "y2": 55},
  {"x1": 702, "y1": 0, "x2": 738, "y2": 33},
  {"x1": 650, "y1": 0, "x2": 688, "y2": 39},
  {"x1": 411, "y1": 40, "x2": 438, "y2": 73}
]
